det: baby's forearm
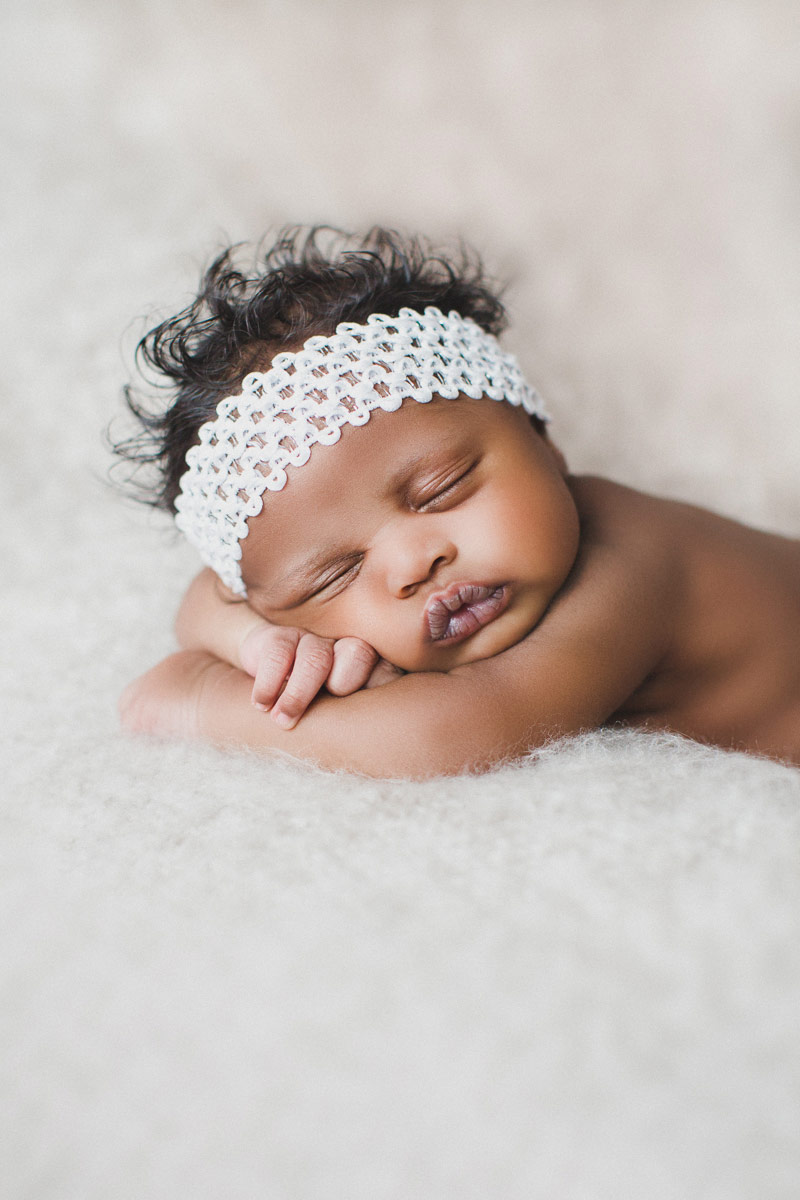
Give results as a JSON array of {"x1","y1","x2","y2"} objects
[
  {"x1": 124, "y1": 649, "x2": 527, "y2": 778},
  {"x1": 175, "y1": 568, "x2": 265, "y2": 669},
  {"x1": 122, "y1": 609, "x2": 625, "y2": 779}
]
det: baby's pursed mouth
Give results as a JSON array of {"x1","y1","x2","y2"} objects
[{"x1": 425, "y1": 583, "x2": 509, "y2": 644}]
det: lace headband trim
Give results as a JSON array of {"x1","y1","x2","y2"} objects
[{"x1": 174, "y1": 306, "x2": 549, "y2": 596}]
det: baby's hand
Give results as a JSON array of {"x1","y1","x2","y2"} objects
[{"x1": 239, "y1": 625, "x2": 402, "y2": 729}]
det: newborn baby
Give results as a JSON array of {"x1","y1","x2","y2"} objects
[{"x1": 116, "y1": 228, "x2": 800, "y2": 776}]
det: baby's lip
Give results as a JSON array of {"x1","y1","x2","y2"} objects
[{"x1": 425, "y1": 582, "x2": 509, "y2": 645}]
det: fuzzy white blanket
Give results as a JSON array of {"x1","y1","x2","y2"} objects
[{"x1": 3, "y1": 3, "x2": 799, "y2": 1196}]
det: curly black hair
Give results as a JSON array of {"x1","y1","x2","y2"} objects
[{"x1": 112, "y1": 226, "x2": 509, "y2": 512}]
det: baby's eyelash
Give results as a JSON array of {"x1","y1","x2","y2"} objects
[
  {"x1": 421, "y1": 462, "x2": 477, "y2": 508},
  {"x1": 306, "y1": 558, "x2": 362, "y2": 601}
]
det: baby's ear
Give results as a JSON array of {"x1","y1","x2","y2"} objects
[{"x1": 538, "y1": 426, "x2": 569, "y2": 476}]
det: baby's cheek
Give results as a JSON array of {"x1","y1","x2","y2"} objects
[{"x1": 338, "y1": 604, "x2": 423, "y2": 672}]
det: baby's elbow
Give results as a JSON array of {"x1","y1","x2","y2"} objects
[
  {"x1": 119, "y1": 672, "x2": 162, "y2": 735},
  {"x1": 118, "y1": 650, "x2": 210, "y2": 740}
]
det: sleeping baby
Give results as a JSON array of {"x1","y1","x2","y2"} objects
[{"x1": 115, "y1": 227, "x2": 800, "y2": 776}]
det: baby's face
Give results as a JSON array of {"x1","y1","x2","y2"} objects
[{"x1": 240, "y1": 396, "x2": 580, "y2": 672}]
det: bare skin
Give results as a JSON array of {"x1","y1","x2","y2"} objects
[
  {"x1": 120, "y1": 398, "x2": 800, "y2": 777},
  {"x1": 596, "y1": 479, "x2": 800, "y2": 761}
]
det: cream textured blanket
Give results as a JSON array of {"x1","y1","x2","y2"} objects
[{"x1": 3, "y1": 3, "x2": 799, "y2": 1196}]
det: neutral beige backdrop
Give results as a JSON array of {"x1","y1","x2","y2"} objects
[{"x1": 2, "y1": 3, "x2": 799, "y2": 1197}]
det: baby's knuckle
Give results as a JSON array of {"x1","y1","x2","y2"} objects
[
  {"x1": 261, "y1": 625, "x2": 298, "y2": 650},
  {"x1": 262, "y1": 642, "x2": 294, "y2": 671},
  {"x1": 300, "y1": 637, "x2": 333, "y2": 668},
  {"x1": 341, "y1": 638, "x2": 377, "y2": 668},
  {"x1": 303, "y1": 648, "x2": 334, "y2": 679}
]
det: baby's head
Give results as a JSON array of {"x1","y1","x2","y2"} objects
[{"x1": 118, "y1": 228, "x2": 579, "y2": 670}]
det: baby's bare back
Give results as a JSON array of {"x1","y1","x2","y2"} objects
[{"x1": 573, "y1": 477, "x2": 800, "y2": 763}]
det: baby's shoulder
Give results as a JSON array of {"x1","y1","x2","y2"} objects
[
  {"x1": 570, "y1": 474, "x2": 687, "y2": 543},
  {"x1": 567, "y1": 474, "x2": 693, "y2": 599}
]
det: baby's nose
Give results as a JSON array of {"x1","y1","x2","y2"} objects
[{"x1": 382, "y1": 526, "x2": 456, "y2": 598}]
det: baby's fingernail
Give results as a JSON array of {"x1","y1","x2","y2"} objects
[{"x1": 272, "y1": 711, "x2": 295, "y2": 730}]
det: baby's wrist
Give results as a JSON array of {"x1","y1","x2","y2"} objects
[{"x1": 239, "y1": 620, "x2": 275, "y2": 676}]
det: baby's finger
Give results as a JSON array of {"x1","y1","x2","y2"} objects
[
  {"x1": 326, "y1": 638, "x2": 380, "y2": 695},
  {"x1": 250, "y1": 627, "x2": 302, "y2": 710},
  {"x1": 365, "y1": 658, "x2": 405, "y2": 689},
  {"x1": 271, "y1": 635, "x2": 334, "y2": 729}
]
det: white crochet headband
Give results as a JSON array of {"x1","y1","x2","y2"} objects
[{"x1": 174, "y1": 306, "x2": 549, "y2": 596}]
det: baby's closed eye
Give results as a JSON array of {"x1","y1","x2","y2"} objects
[
  {"x1": 302, "y1": 556, "x2": 364, "y2": 604},
  {"x1": 413, "y1": 458, "x2": 480, "y2": 511}
]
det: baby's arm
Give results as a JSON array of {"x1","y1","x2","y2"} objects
[
  {"x1": 122, "y1": 483, "x2": 678, "y2": 778},
  {"x1": 175, "y1": 569, "x2": 401, "y2": 727}
]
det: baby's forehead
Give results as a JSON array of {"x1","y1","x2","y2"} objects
[
  {"x1": 286, "y1": 392, "x2": 512, "y2": 483},
  {"x1": 260, "y1": 391, "x2": 539, "y2": 521},
  {"x1": 263, "y1": 395, "x2": 483, "y2": 505}
]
